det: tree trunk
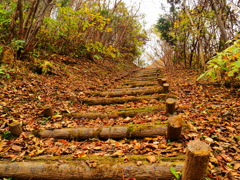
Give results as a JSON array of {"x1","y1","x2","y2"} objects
[
  {"x1": 183, "y1": 0, "x2": 205, "y2": 69},
  {"x1": 0, "y1": 161, "x2": 184, "y2": 180},
  {"x1": 34, "y1": 125, "x2": 167, "y2": 140},
  {"x1": 210, "y1": 0, "x2": 228, "y2": 50}
]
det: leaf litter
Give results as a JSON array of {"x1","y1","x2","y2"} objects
[{"x1": 0, "y1": 60, "x2": 239, "y2": 179}]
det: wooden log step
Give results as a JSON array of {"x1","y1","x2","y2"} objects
[
  {"x1": 0, "y1": 160, "x2": 184, "y2": 180},
  {"x1": 106, "y1": 86, "x2": 158, "y2": 92},
  {"x1": 134, "y1": 73, "x2": 159, "y2": 78},
  {"x1": 64, "y1": 105, "x2": 164, "y2": 119},
  {"x1": 82, "y1": 94, "x2": 170, "y2": 105},
  {"x1": 89, "y1": 87, "x2": 163, "y2": 97},
  {"x1": 137, "y1": 68, "x2": 159, "y2": 73},
  {"x1": 122, "y1": 81, "x2": 158, "y2": 87},
  {"x1": 129, "y1": 76, "x2": 157, "y2": 81},
  {"x1": 116, "y1": 82, "x2": 158, "y2": 88},
  {"x1": 34, "y1": 124, "x2": 167, "y2": 140}
]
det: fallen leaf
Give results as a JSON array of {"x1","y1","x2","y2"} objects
[
  {"x1": 136, "y1": 161, "x2": 142, "y2": 166},
  {"x1": 146, "y1": 156, "x2": 157, "y2": 163},
  {"x1": 110, "y1": 150, "x2": 124, "y2": 158}
]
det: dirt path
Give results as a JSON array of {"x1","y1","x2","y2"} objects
[{"x1": 0, "y1": 67, "x2": 239, "y2": 179}]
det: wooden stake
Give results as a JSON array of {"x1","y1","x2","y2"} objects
[
  {"x1": 163, "y1": 83, "x2": 169, "y2": 93},
  {"x1": 167, "y1": 116, "x2": 182, "y2": 141},
  {"x1": 43, "y1": 107, "x2": 53, "y2": 117},
  {"x1": 166, "y1": 98, "x2": 176, "y2": 114},
  {"x1": 9, "y1": 121, "x2": 22, "y2": 136},
  {"x1": 158, "y1": 78, "x2": 167, "y2": 86},
  {"x1": 182, "y1": 140, "x2": 210, "y2": 180}
]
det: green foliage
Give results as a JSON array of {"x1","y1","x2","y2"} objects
[
  {"x1": 3, "y1": 131, "x2": 11, "y2": 139},
  {"x1": 0, "y1": 65, "x2": 11, "y2": 79},
  {"x1": 155, "y1": 15, "x2": 174, "y2": 45},
  {"x1": 40, "y1": 116, "x2": 51, "y2": 125},
  {"x1": 170, "y1": 167, "x2": 181, "y2": 180},
  {"x1": 198, "y1": 38, "x2": 240, "y2": 82},
  {"x1": 34, "y1": 59, "x2": 54, "y2": 75},
  {"x1": 11, "y1": 39, "x2": 26, "y2": 51},
  {"x1": 37, "y1": 2, "x2": 146, "y2": 62},
  {"x1": 0, "y1": 3, "x2": 13, "y2": 42}
]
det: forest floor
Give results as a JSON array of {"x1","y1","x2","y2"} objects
[{"x1": 0, "y1": 56, "x2": 239, "y2": 179}]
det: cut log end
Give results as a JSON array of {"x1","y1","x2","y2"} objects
[
  {"x1": 166, "y1": 98, "x2": 176, "y2": 114},
  {"x1": 188, "y1": 140, "x2": 210, "y2": 155},
  {"x1": 43, "y1": 107, "x2": 54, "y2": 117},
  {"x1": 163, "y1": 83, "x2": 169, "y2": 93},
  {"x1": 8, "y1": 121, "x2": 22, "y2": 136},
  {"x1": 182, "y1": 140, "x2": 210, "y2": 180},
  {"x1": 167, "y1": 116, "x2": 182, "y2": 141},
  {"x1": 158, "y1": 78, "x2": 167, "y2": 86}
]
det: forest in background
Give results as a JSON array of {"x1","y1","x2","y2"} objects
[
  {"x1": 0, "y1": 0, "x2": 147, "y2": 71},
  {"x1": 0, "y1": 0, "x2": 239, "y2": 85},
  {"x1": 153, "y1": 0, "x2": 239, "y2": 85}
]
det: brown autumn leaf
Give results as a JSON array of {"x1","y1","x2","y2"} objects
[
  {"x1": 11, "y1": 145, "x2": 22, "y2": 152},
  {"x1": 86, "y1": 160, "x2": 97, "y2": 168},
  {"x1": 146, "y1": 156, "x2": 157, "y2": 163}
]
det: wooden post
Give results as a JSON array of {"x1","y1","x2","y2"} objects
[
  {"x1": 167, "y1": 116, "x2": 182, "y2": 141},
  {"x1": 166, "y1": 98, "x2": 176, "y2": 114},
  {"x1": 158, "y1": 78, "x2": 167, "y2": 86},
  {"x1": 182, "y1": 140, "x2": 210, "y2": 180},
  {"x1": 43, "y1": 107, "x2": 53, "y2": 117},
  {"x1": 9, "y1": 121, "x2": 22, "y2": 136},
  {"x1": 163, "y1": 83, "x2": 169, "y2": 93}
]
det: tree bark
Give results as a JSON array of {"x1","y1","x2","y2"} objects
[
  {"x1": 34, "y1": 125, "x2": 167, "y2": 140},
  {"x1": 129, "y1": 76, "x2": 157, "y2": 81},
  {"x1": 8, "y1": 121, "x2": 22, "y2": 136},
  {"x1": 0, "y1": 161, "x2": 184, "y2": 180},
  {"x1": 158, "y1": 78, "x2": 167, "y2": 86},
  {"x1": 121, "y1": 81, "x2": 158, "y2": 87},
  {"x1": 89, "y1": 87, "x2": 163, "y2": 97},
  {"x1": 182, "y1": 140, "x2": 210, "y2": 180},
  {"x1": 166, "y1": 98, "x2": 176, "y2": 114},
  {"x1": 183, "y1": 0, "x2": 205, "y2": 69},
  {"x1": 43, "y1": 107, "x2": 53, "y2": 117},
  {"x1": 163, "y1": 83, "x2": 169, "y2": 93},
  {"x1": 166, "y1": 116, "x2": 182, "y2": 141},
  {"x1": 210, "y1": 0, "x2": 228, "y2": 50},
  {"x1": 82, "y1": 94, "x2": 169, "y2": 105},
  {"x1": 135, "y1": 73, "x2": 159, "y2": 78}
]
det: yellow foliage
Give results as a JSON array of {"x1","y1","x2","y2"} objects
[{"x1": 2, "y1": 47, "x2": 14, "y2": 64}]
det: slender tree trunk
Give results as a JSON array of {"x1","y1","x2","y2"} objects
[
  {"x1": 183, "y1": 0, "x2": 205, "y2": 69},
  {"x1": 210, "y1": 0, "x2": 228, "y2": 50}
]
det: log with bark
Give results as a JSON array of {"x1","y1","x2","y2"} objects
[
  {"x1": 82, "y1": 94, "x2": 169, "y2": 105},
  {"x1": 110, "y1": 86, "x2": 158, "y2": 92},
  {"x1": 129, "y1": 76, "x2": 157, "y2": 81},
  {"x1": 135, "y1": 72, "x2": 159, "y2": 78},
  {"x1": 166, "y1": 98, "x2": 176, "y2": 114},
  {"x1": 64, "y1": 105, "x2": 164, "y2": 119},
  {"x1": 34, "y1": 124, "x2": 167, "y2": 140},
  {"x1": 167, "y1": 116, "x2": 182, "y2": 141},
  {"x1": 8, "y1": 121, "x2": 22, "y2": 136},
  {"x1": 117, "y1": 81, "x2": 158, "y2": 88},
  {"x1": 88, "y1": 87, "x2": 163, "y2": 97},
  {"x1": 182, "y1": 140, "x2": 210, "y2": 180},
  {"x1": 0, "y1": 160, "x2": 184, "y2": 180}
]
